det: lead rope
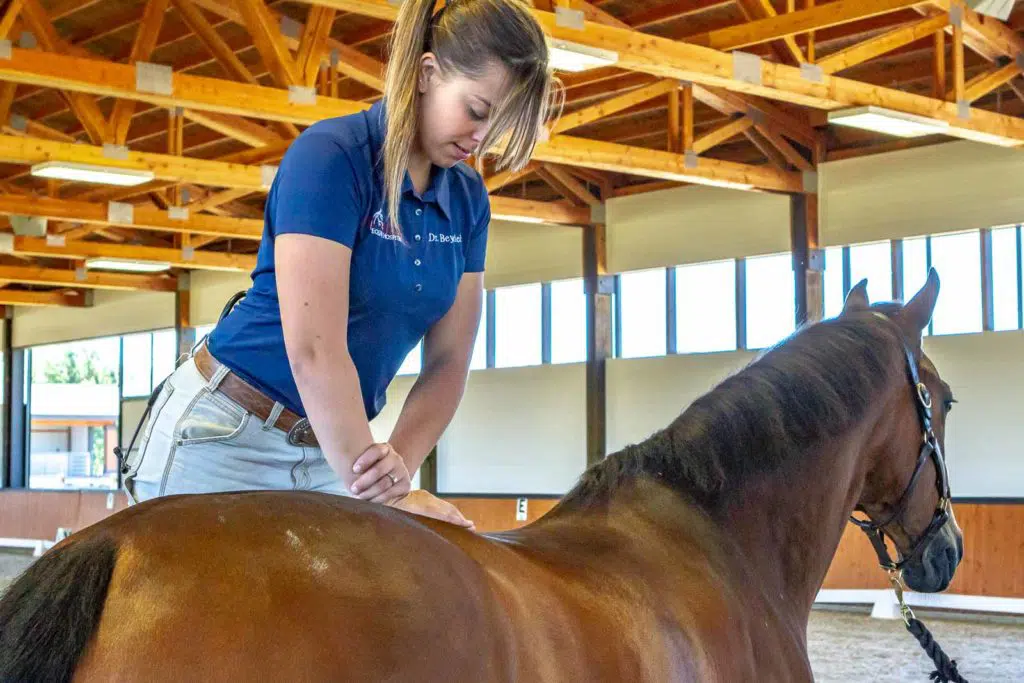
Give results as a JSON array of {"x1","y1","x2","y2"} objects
[{"x1": 888, "y1": 572, "x2": 969, "y2": 683}]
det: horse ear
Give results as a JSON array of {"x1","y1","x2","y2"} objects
[
  {"x1": 842, "y1": 279, "x2": 870, "y2": 316},
  {"x1": 903, "y1": 268, "x2": 940, "y2": 333}
]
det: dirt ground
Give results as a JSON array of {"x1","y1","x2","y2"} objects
[{"x1": 3, "y1": 551, "x2": 1022, "y2": 680}]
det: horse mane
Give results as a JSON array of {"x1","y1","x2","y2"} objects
[{"x1": 559, "y1": 304, "x2": 907, "y2": 514}]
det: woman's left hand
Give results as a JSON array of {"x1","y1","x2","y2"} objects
[
  {"x1": 386, "y1": 490, "x2": 475, "y2": 531},
  {"x1": 350, "y1": 443, "x2": 411, "y2": 503}
]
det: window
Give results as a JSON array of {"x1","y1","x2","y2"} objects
[
  {"x1": 469, "y1": 294, "x2": 488, "y2": 370},
  {"x1": 152, "y1": 329, "x2": 178, "y2": 384},
  {"x1": 823, "y1": 247, "x2": 845, "y2": 320},
  {"x1": 850, "y1": 241, "x2": 892, "y2": 304},
  {"x1": 28, "y1": 337, "x2": 120, "y2": 490},
  {"x1": 495, "y1": 283, "x2": 542, "y2": 368},
  {"x1": 551, "y1": 278, "x2": 586, "y2": 364},
  {"x1": 931, "y1": 231, "x2": 982, "y2": 335},
  {"x1": 675, "y1": 260, "x2": 736, "y2": 353},
  {"x1": 122, "y1": 333, "x2": 153, "y2": 398},
  {"x1": 195, "y1": 324, "x2": 216, "y2": 343},
  {"x1": 618, "y1": 268, "x2": 667, "y2": 359},
  {"x1": 745, "y1": 253, "x2": 796, "y2": 349},
  {"x1": 992, "y1": 226, "x2": 1021, "y2": 331},
  {"x1": 397, "y1": 342, "x2": 422, "y2": 376},
  {"x1": 903, "y1": 237, "x2": 930, "y2": 336}
]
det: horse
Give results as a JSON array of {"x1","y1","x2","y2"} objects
[{"x1": 0, "y1": 270, "x2": 963, "y2": 682}]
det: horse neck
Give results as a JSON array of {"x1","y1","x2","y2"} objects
[{"x1": 715, "y1": 378, "x2": 904, "y2": 622}]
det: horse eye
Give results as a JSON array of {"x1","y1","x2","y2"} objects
[{"x1": 944, "y1": 398, "x2": 957, "y2": 413}]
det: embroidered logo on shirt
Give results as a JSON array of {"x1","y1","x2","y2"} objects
[
  {"x1": 368, "y1": 208, "x2": 402, "y2": 241},
  {"x1": 429, "y1": 233, "x2": 463, "y2": 244}
]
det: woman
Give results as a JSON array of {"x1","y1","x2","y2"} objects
[{"x1": 122, "y1": 0, "x2": 557, "y2": 526}]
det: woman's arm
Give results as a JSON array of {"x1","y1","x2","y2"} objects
[
  {"x1": 353, "y1": 272, "x2": 483, "y2": 485},
  {"x1": 276, "y1": 233, "x2": 409, "y2": 494}
]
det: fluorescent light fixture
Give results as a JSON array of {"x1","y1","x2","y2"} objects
[
  {"x1": 681, "y1": 175, "x2": 755, "y2": 191},
  {"x1": 491, "y1": 213, "x2": 547, "y2": 224},
  {"x1": 31, "y1": 161, "x2": 155, "y2": 187},
  {"x1": 949, "y1": 127, "x2": 1024, "y2": 148},
  {"x1": 85, "y1": 258, "x2": 171, "y2": 273},
  {"x1": 966, "y1": 0, "x2": 1014, "y2": 20},
  {"x1": 548, "y1": 39, "x2": 618, "y2": 73},
  {"x1": 827, "y1": 106, "x2": 949, "y2": 138}
]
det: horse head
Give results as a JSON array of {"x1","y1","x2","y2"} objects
[{"x1": 842, "y1": 270, "x2": 963, "y2": 593}]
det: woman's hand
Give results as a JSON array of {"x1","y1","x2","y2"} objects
[
  {"x1": 386, "y1": 490, "x2": 475, "y2": 530},
  {"x1": 350, "y1": 443, "x2": 411, "y2": 503}
]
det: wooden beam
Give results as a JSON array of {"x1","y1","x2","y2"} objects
[
  {"x1": 583, "y1": 221, "x2": 609, "y2": 466},
  {"x1": 682, "y1": 82, "x2": 694, "y2": 151},
  {"x1": 533, "y1": 134, "x2": 804, "y2": 192},
  {"x1": 108, "y1": 0, "x2": 170, "y2": 144},
  {"x1": 745, "y1": 128, "x2": 790, "y2": 168},
  {"x1": 182, "y1": 109, "x2": 283, "y2": 147},
  {"x1": 0, "y1": 193, "x2": 263, "y2": 240},
  {"x1": 488, "y1": 195, "x2": 590, "y2": 225},
  {"x1": 19, "y1": 0, "x2": 109, "y2": 144},
  {"x1": 297, "y1": 6, "x2": 337, "y2": 87},
  {"x1": 668, "y1": 87, "x2": 680, "y2": 153},
  {"x1": 188, "y1": 187, "x2": 253, "y2": 213},
  {"x1": 0, "y1": 135, "x2": 271, "y2": 190},
  {"x1": 11, "y1": 236, "x2": 257, "y2": 272},
  {"x1": 172, "y1": 0, "x2": 258, "y2": 85},
  {"x1": 0, "y1": 82, "x2": 16, "y2": 125},
  {"x1": 933, "y1": 29, "x2": 946, "y2": 98},
  {"x1": 733, "y1": 0, "x2": 806, "y2": 64},
  {"x1": 953, "y1": 10, "x2": 965, "y2": 102},
  {"x1": 539, "y1": 164, "x2": 601, "y2": 206},
  {"x1": 484, "y1": 162, "x2": 538, "y2": 192},
  {"x1": 693, "y1": 85, "x2": 819, "y2": 148},
  {"x1": 691, "y1": 115, "x2": 755, "y2": 154},
  {"x1": 0, "y1": 288, "x2": 89, "y2": 307},
  {"x1": 815, "y1": 14, "x2": 949, "y2": 75},
  {"x1": 0, "y1": 45, "x2": 367, "y2": 125},
  {"x1": 0, "y1": 264, "x2": 177, "y2": 291},
  {"x1": 958, "y1": 60, "x2": 1023, "y2": 102},
  {"x1": 561, "y1": 0, "x2": 630, "y2": 30},
  {"x1": 550, "y1": 79, "x2": 680, "y2": 136},
  {"x1": 3, "y1": 116, "x2": 76, "y2": 142},
  {"x1": 612, "y1": 180, "x2": 686, "y2": 197},
  {"x1": 0, "y1": 0, "x2": 25, "y2": 40},
  {"x1": 754, "y1": 123, "x2": 814, "y2": 171},
  {"x1": 234, "y1": 0, "x2": 301, "y2": 87},
  {"x1": 683, "y1": 0, "x2": 928, "y2": 52}
]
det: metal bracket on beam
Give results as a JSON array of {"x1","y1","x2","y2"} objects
[
  {"x1": 732, "y1": 51, "x2": 763, "y2": 87},
  {"x1": 107, "y1": 201, "x2": 134, "y2": 224},
  {"x1": 46, "y1": 233, "x2": 66, "y2": 247},
  {"x1": 102, "y1": 143, "x2": 129, "y2": 161},
  {"x1": 0, "y1": 234, "x2": 13, "y2": 253},
  {"x1": 593, "y1": 274, "x2": 615, "y2": 296},
  {"x1": 957, "y1": 99, "x2": 971, "y2": 120},
  {"x1": 745, "y1": 106, "x2": 766, "y2": 125},
  {"x1": 8, "y1": 113, "x2": 26, "y2": 131},
  {"x1": 1017, "y1": 53, "x2": 1024, "y2": 71},
  {"x1": 949, "y1": 5, "x2": 963, "y2": 28},
  {"x1": 74, "y1": 266, "x2": 87, "y2": 282},
  {"x1": 800, "y1": 63, "x2": 824, "y2": 83},
  {"x1": 0, "y1": 40, "x2": 11, "y2": 60},
  {"x1": 807, "y1": 248, "x2": 825, "y2": 273},
  {"x1": 555, "y1": 6, "x2": 586, "y2": 30},
  {"x1": 684, "y1": 150, "x2": 699, "y2": 169},
  {"x1": 330, "y1": 49, "x2": 340, "y2": 68},
  {"x1": 589, "y1": 203, "x2": 606, "y2": 224},
  {"x1": 136, "y1": 62, "x2": 173, "y2": 96},
  {"x1": 280, "y1": 15, "x2": 302, "y2": 40},
  {"x1": 181, "y1": 246, "x2": 195, "y2": 261},
  {"x1": 261, "y1": 164, "x2": 278, "y2": 189},
  {"x1": 18, "y1": 32, "x2": 35, "y2": 49},
  {"x1": 168, "y1": 206, "x2": 189, "y2": 221},
  {"x1": 802, "y1": 171, "x2": 819, "y2": 194},
  {"x1": 288, "y1": 85, "x2": 317, "y2": 105}
]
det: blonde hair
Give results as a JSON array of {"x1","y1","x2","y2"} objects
[{"x1": 382, "y1": 0, "x2": 558, "y2": 236}]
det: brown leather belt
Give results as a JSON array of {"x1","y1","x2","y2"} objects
[{"x1": 193, "y1": 344, "x2": 319, "y2": 448}]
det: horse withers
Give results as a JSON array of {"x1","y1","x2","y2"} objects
[{"x1": 0, "y1": 271, "x2": 962, "y2": 682}]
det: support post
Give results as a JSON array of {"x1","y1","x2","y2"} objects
[
  {"x1": 176, "y1": 271, "x2": 196, "y2": 359},
  {"x1": 584, "y1": 222, "x2": 611, "y2": 467},
  {"x1": 791, "y1": 193, "x2": 823, "y2": 325}
]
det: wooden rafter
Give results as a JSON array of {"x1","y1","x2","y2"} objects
[
  {"x1": 182, "y1": 109, "x2": 283, "y2": 147},
  {"x1": 488, "y1": 196, "x2": 591, "y2": 225},
  {"x1": 172, "y1": 0, "x2": 258, "y2": 85},
  {"x1": 0, "y1": 264, "x2": 177, "y2": 291},
  {"x1": 297, "y1": 6, "x2": 337, "y2": 87},
  {"x1": 753, "y1": 124, "x2": 813, "y2": 171},
  {"x1": 0, "y1": 0, "x2": 25, "y2": 39},
  {"x1": 691, "y1": 115, "x2": 755, "y2": 154},
  {"x1": 815, "y1": 14, "x2": 950, "y2": 75},
  {"x1": 11, "y1": 236, "x2": 256, "y2": 272},
  {"x1": 108, "y1": 0, "x2": 170, "y2": 145},
  {"x1": 733, "y1": 0, "x2": 806, "y2": 64},
  {"x1": 957, "y1": 60, "x2": 1024, "y2": 102},
  {"x1": 0, "y1": 289, "x2": 89, "y2": 307},
  {"x1": 234, "y1": 0, "x2": 301, "y2": 87},
  {"x1": 551, "y1": 80, "x2": 680, "y2": 136},
  {"x1": 485, "y1": 162, "x2": 539, "y2": 193},
  {"x1": 18, "y1": 0, "x2": 109, "y2": 144},
  {"x1": 537, "y1": 163, "x2": 601, "y2": 207}
]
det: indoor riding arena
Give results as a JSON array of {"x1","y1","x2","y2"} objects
[{"x1": 1, "y1": 0, "x2": 1023, "y2": 681}]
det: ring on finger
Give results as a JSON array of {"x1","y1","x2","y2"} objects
[{"x1": 387, "y1": 472, "x2": 398, "y2": 486}]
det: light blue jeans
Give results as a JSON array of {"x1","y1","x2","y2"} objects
[{"x1": 122, "y1": 349, "x2": 351, "y2": 504}]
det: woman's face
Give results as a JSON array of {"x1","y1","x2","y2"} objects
[{"x1": 416, "y1": 54, "x2": 511, "y2": 168}]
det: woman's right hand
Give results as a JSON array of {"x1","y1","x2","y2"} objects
[
  {"x1": 350, "y1": 443, "x2": 411, "y2": 503},
  {"x1": 386, "y1": 490, "x2": 475, "y2": 530}
]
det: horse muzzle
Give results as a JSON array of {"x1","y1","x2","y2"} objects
[{"x1": 901, "y1": 509, "x2": 964, "y2": 593}]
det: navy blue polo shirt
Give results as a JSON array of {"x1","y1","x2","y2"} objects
[{"x1": 207, "y1": 100, "x2": 490, "y2": 421}]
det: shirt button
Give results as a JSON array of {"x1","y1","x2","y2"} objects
[
  {"x1": 414, "y1": 259, "x2": 421, "y2": 266},
  {"x1": 414, "y1": 234, "x2": 421, "y2": 241},
  {"x1": 414, "y1": 284, "x2": 422, "y2": 292},
  {"x1": 415, "y1": 208, "x2": 422, "y2": 216}
]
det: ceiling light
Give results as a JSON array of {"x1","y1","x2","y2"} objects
[
  {"x1": 948, "y1": 127, "x2": 1024, "y2": 148},
  {"x1": 31, "y1": 161, "x2": 155, "y2": 187},
  {"x1": 681, "y1": 176, "x2": 755, "y2": 191},
  {"x1": 827, "y1": 106, "x2": 950, "y2": 138},
  {"x1": 548, "y1": 39, "x2": 619, "y2": 73},
  {"x1": 966, "y1": 0, "x2": 1014, "y2": 20},
  {"x1": 85, "y1": 258, "x2": 171, "y2": 273}
]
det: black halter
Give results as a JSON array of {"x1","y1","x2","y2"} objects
[{"x1": 848, "y1": 323, "x2": 952, "y2": 572}]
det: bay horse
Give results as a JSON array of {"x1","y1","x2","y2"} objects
[{"x1": 0, "y1": 271, "x2": 963, "y2": 682}]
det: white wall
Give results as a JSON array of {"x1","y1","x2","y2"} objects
[
  {"x1": 13, "y1": 290, "x2": 175, "y2": 348},
  {"x1": 484, "y1": 220, "x2": 582, "y2": 289},
  {"x1": 189, "y1": 271, "x2": 252, "y2": 327},
  {"x1": 437, "y1": 363, "x2": 587, "y2": 494},
  {"x1": 606, "y1": 185, "x2": 792, "y2": 273},
  {"x1": 820, "y1": 140, "x2": 1024, "y2": 247}
]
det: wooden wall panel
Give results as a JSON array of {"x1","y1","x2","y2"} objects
[{"x1": 2, "y1": 493, "x2": 1019, "y2": 598}]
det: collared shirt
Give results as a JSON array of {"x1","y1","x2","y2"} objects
[{"x1": 208, "y1": 100, "x2": 490, "y2": 420}]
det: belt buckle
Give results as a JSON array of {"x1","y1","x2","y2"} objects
[{"x1": 286, "y1": 418, "x2": 313, "y2": 447}]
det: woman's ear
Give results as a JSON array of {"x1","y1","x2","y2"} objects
[{"x1": 418, "y1": 52, "x2": 440, "y2": 94}]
